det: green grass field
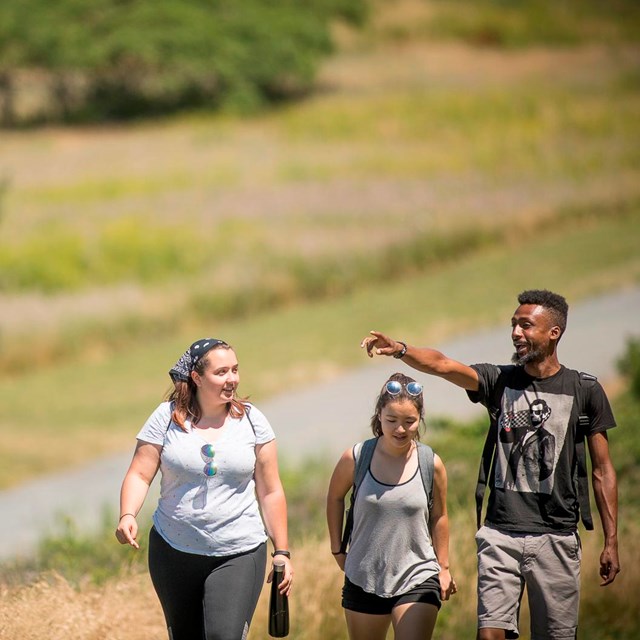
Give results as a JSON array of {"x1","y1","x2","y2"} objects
[{"x1": 0, "y1": 208, "x2": 638, "y2": 488}]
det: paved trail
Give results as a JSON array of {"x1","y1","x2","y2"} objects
[{"x1": 1, "y1": 286, "x2": 638, "y2": 561}]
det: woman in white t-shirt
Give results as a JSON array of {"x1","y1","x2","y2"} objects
[{"x1": 116, "y1": 338, "x2": 293, "y2": 640}]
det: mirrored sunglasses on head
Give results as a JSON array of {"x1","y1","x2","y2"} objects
[{"x1": 385, "y1": 380, "x2": 423, "y2": 397}]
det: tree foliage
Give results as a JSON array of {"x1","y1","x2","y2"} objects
[
  {"x1": 618, "y1": 337, "x2": 640, "y2": 401},
  {"x1": 0, "y1": 0, "x2": 367, "y2": 123}
]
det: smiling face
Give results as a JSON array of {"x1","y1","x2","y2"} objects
[
  {"x1": 191, "y1": 346, "x2": 239, "y2": 406},
  {"x1": 379, "y1": 399, "x2": 421, "y2": 450},
  {"x1": 510, "y1": 304, "x2": 561, "y2": 367}
]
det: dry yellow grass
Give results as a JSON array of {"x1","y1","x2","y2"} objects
[
  {"x1": 0, "y1": 572, "x2": 166, "y2": 640},
  {"x1": 0, "y1": 541, "x2": 346, "y2": 640},
  {"x1": 1, "y1": 516, "x2": 636, "y2": 640},
  {"x1": 0, "y1": 516, "x2": 478, "y2": 640}
]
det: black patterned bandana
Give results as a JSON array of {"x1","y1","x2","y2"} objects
[{"x1": 169, "y1": 338, "x2": 229, "y2": 383}]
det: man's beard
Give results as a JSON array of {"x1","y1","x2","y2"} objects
[{"x1": 511, "y1": 346, "x2": 545, "y2": 366}]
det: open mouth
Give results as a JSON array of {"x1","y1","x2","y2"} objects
[{"x1": 514, "y1": 342, "x2": 529, "y2": 354}]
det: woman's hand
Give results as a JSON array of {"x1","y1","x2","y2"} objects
[
  {"x1": 267, "y1": 557, "x2": 294, "y2": 596},
  {"x1": 439, "y1": 568, "x2": 457, "y2": 601},
  {"x1": 115, "y1": 514, "x2": 140, "y2": 549},
  {"x1": 332, "y1": 551, "x2": 346, "y2": 571}
]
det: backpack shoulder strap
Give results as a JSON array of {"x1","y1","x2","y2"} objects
[
  {"x1": 474, "y1": 372, "x2": 509, "y2": 530},
  {"x1": 576, "y1": 371, "x2": 597, "y2": 531},
  {"x1": 416, "y1": 442, "x2": 435, "y2": 511},
  {"x1": 475, "y1": 418, "x2": 498, "y2": 529},
  {"x1": 164, "y1": 401, "x2": 175, "y2": 436},
  {"x1": 243, "y1": 403, "x2": 257, "y2": 437},
  {"x1": 353, "y1": 438, "x2": 377, "y2": 494},
  {"x1": 339, "y1": 438, "x2": 377, "y2": 554}
]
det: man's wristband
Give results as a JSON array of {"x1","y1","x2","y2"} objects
[
  {"x1": 119, "y1": 513, "x2": 136, "y2": 521},
  {"x1": 331, "y1": 550, "x2": 344, "y2": 555},
  {"x1": 271, "y1": 549, "x2": 291, "y2": 558},
  {"x1": 393, "y1": 341, "x2": 408, "y2": 359}
]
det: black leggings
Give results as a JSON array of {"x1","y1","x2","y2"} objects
[{"x1": 148, "y1": 526, "x2": 267, "y2": 640}]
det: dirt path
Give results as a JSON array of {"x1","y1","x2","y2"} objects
[{"x1": 0, "y1": 285, "x2": 638, "y2": 561}]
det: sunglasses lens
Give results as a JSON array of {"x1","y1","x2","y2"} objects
[
  {"x1": 406, "y1": 382, "x2": 423, "y2": 396},
  {"x1": 201, "y1": 444, "x2": 215, "y2": 458},
  {"x1": 203, "y1": 463, "x2": 217, "y2": 477},
  {"x1": 386, "y1": 380, "x2": 402, "y2": 395}
]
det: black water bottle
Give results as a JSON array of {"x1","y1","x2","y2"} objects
[{"x1": 268, "y1": 561, "x2": 289, "y2": 637}]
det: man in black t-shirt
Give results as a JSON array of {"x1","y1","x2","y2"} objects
[{"x1": 361, "y1": 289, "x2": 620, "y2": 640}]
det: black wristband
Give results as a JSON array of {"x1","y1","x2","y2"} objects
[
  {"x1": 272, "y1": 549, "x2": 291, "y2": 558},
  {"x1": 393, "y1": 341, "x2": 408, "y2": 359}
]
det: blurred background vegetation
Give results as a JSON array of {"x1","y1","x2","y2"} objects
[
  {"x1": 0, "y1": 0, "x2": 639, "y2": 638},
  {"x1": 0, "y1": 0, "x2": 368, "y2": 123}
]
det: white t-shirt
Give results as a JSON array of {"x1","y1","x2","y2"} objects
[{"x1": 137, "y1": 401, "x2": 275, "y2": 556}]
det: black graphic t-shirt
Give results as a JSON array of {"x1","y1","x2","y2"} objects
[{"x1": 468, "y1": 364, "x2": 616, "y2": 533}]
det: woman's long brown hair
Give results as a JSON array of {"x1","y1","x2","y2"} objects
[{"x1": 167, "y1": 344, "x2": 247, "y2": 431}]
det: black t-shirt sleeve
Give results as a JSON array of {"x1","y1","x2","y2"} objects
[
  {"x1": 585, "y1": 380, "x2": 617, "y2": 435},
  {"x1": 466, "y1": 363, "x2": 501, "y2": 406}
]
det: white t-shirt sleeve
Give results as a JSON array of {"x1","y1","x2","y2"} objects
[
  {"x1": 136, "y1": 402, "x2": 173, "y2": 445},
  {"x1": 246, "y1": 404, "x2": 276, "y2": 445}
]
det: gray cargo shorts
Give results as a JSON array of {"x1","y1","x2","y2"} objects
[{"x1": 475, "y1": 525, "x2": 581, "y2": 640}]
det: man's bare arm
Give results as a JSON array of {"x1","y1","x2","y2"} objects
[{"x1": 361, "y1": 330, "x2": 480, "y2": 391}]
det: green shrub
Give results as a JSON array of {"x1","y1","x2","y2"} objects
[
  {"x1": 0, "y1": 0, "x2": 368, "y2": 124},
  {"x1": 617, "y1": 336, "x2": 640, "y2": 400}
]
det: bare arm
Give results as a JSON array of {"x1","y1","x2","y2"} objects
[
  {"x1": 255, "y1": 439, "x2": 293, "y2": 594},
  {"x1": 115, "y1": 441, "x2": 161, "y2": 549},
  {"x1": 360, "y1": 331, "x2": 480, "y2": 391},
  {"x1": 429, "y1": 454, "x2": 456, "y2": 600},
  {"x1": 587, "y1": 431, "x2": 620, "y2": 586},
  {"x1": 326, "y1": 448, "x2": 355, "y2": 571}
]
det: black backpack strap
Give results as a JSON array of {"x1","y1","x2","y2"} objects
[
  {"x1": 475, "y1": 418, "x2": 498, "y2": 529},
  {"x1": 243, "y1": 403, "x2": 257, "y2": 437},
  {"x1": 576, "y1": 372, "x2": 596, "y2": 531},
  {"x1": 339, "y1": 438, "x2": 377, "y2": 554},
  {"x1": 163, "y1": 401, "x2": 175, "y2": 440},
  {"x1": 416, "y1": 442, "x2": 435, "y2": 512}
]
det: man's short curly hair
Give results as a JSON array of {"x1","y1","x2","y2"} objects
[{"x1": 517, "y1": 289, "x2": 568, "y2": 336}]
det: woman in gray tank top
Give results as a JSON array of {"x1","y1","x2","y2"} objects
[{"x1": 327, "y1": 373, "x2": 457, "y2": 640}]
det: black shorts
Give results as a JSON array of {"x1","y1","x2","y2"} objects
[{"x1": 342, "y1": 574, "x2": 442, "y2": 615}]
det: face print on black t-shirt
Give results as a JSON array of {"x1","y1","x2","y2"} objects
[{"x1": 496, "y1": 388, "x2": 573, "y2": 494}]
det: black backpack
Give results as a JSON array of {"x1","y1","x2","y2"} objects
[{"x1": 339, "y1": 437, "x2": 435, "y2": 554}]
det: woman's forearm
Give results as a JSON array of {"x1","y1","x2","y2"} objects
[
  {"x1": 430, "y1": 513, "x2": 450, "y2": 570},
  {"x1": 326, "y1": 496, "x2": 346, "y2": 553},
  {"x1": 119, "y1": 471, "x2": 152, "y2": 517},
  {"x1": 259, "y1": 489, "x2": 289, "y2": 550}
]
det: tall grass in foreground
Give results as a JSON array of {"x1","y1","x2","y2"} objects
[{"x1": 0, "y1": 522, "x2": 637, "y2": 640}]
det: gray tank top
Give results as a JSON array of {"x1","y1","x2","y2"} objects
[{"x1": 344, "y1": 462, "x2": 440, "y2": 597}]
